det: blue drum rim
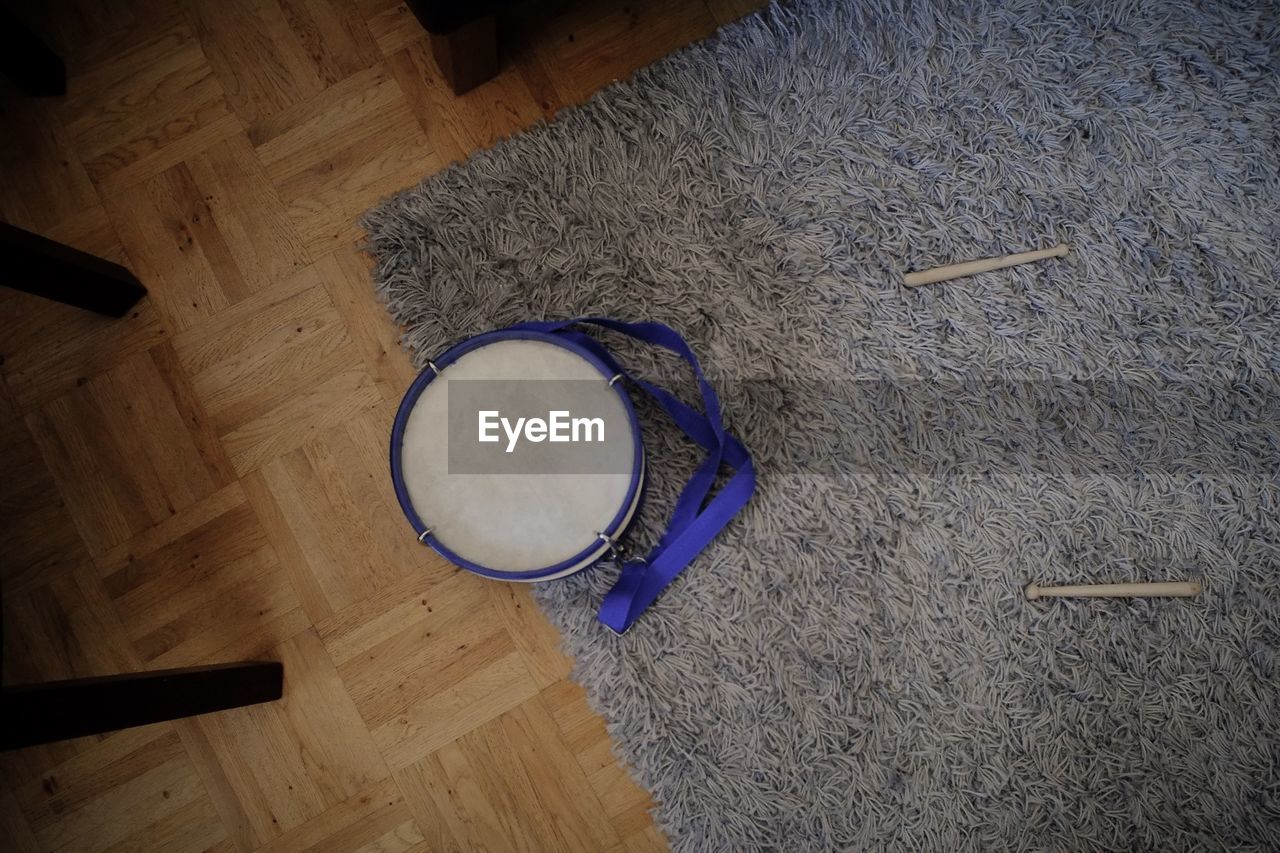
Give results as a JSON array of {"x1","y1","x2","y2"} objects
[{"x1": 389, "y1": 328, "x2": 645, "y2": 581}]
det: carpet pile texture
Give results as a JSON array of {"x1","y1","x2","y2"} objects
[{"x1": 365, "y1": 1, "x2": 1280, "y2": 848}]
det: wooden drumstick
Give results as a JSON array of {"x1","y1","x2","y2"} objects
[
  {"x1": 1025, "y1": 581, "x2": 1202, "y2": 599},
  {"x1": 904, "y1": 243, "x2": 1069, "y2": 287}
]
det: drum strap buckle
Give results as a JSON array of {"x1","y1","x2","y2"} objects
[
  {"x1": 597, "y1": 536, "x2": 650, "y2": 636},
  {"x1": 595, "y1": 531, "x2": 624, "y2": 562},
  {"x1": 596, "y1": 531, "x2": 644, "y2": 565}
]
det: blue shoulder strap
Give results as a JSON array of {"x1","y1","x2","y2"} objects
[{"x1": 507, "y1": 317, "x2": 755, "y2": 633}]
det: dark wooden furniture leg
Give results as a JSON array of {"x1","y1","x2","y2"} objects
[
  {"x1": 428, "y1": 13, "x2": 499, "y2": 95},
  {"x1": 1, "y1": 221, "x2": 146, "y2": 317},
  {"x1": 0, "y1": 10, "x2": 66, "y2": 97},
  {"x1": 1, "y1": 661, "x2": 284, "y2": 750}
]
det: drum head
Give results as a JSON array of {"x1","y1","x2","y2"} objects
[{"x1": 391, "y1": 330, "x2": 643, "y2": 580}]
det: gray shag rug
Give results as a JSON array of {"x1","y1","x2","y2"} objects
[{"x1": 364, "y1": 0, "x2": 1280, "y2": 849}]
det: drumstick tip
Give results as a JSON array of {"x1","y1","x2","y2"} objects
[{"x1": 1025, "y1": 583, "x2": 1041, "y2": 599}]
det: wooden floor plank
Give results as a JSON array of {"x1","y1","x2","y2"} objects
[
  {"x1": 0, "y1": 93, "x2": 101, "y2": 234},
  {"x1": 60, "y1": 18, "x2": 238, "y2": 196},
  {"x1": 318, "y1": 246, "x2": 419, "y2": 401},
  {"x1": 276, "y1": 434, "x2": 404, "y2": 607},
  {"x1": 541, "y1": 677, "x2": 659, "y2": 836},
  {"x1": 253, "y1": 777, "x2": 424, "y2": 853},
  {"x1": 103, "y1": 168, "x2": 238, "y2": 332},
  {"x1": 358, "y1": 0, "x2": 424, "y2": 57},
  {"x1": 102, "y1": 503, "x2": 297, "y2": 665},
  {"x1": 0, "y1": 290, "x2": 169, "y2": 414},
  {"x1": 0, "y1": 417, "x2": 91, "y2": 591},
  {"x1": 390, "y1": 760, "x2": 465, "y2": 853},
  {"x1": 192, "y1": 0, "x2": 380, "y2": 127},
  {"x1": 183, "y1": 134, "x2": 314, "y2": 293},
  {"x1": 622, "y1": 825, "x2": 672, "y2": 853},
  {"x1": 24, "y1": 350, "x2": 223, "y2": 555},
  {"x1": 168, "y1": 265, "x2": 384, "y2": 474},
  {"x1": 38, "y1": 203, "x2": 131, "y2": 267},
  {"x1": 171, "y1": 717, "x2": 257, "y2": 853},
  {"x1": 322, "y1": 571, "x2": 541, "y2": 770},
  {"x1": 148, "y1": 340, "x2": 240, "y2": 490},
  {"x1": 266, "y1": 106, "x2": 440, "y2": 257},
  {"x1": 248, "y1": 62, "x2": 441, "y2": 256},
  {"x1": 218, "y1": 365, "x2": 383, "y2": 475},
  {"x1": 393, "y1": 695, "x2": 621, "y2": 852},
  {"x1": 16, "y1": 726, "x2": 185, "y2": 834},
  {"x1": 270, "y1": 630, "x2": 392, "y2": 800},
  {"x1": 489, "y1": 584, "x2": 575, "y2": 689},
  {"x1": 12, "y1": 723, "x2": 228, "y2": 853},
  {"x1": 0, "y1": 787, "x2": 41, "y2": 853}
]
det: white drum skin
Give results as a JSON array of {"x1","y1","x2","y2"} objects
[{"x1": 392, "y1": 332, "x2": 644, "y2": 581}]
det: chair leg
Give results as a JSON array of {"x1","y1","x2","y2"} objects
[
  {"x1": 428, "y1": 13, "x2": 499, "y2": 95},
  {"x1": 1, "y1": 661, "x2": 284, "y2": 750},
  {"x1": 0, "y1": 221, "x2": 147, "y2": 317},
  {"x1": 0, "y1": 10, "x2": 66, "y2": 97}
]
